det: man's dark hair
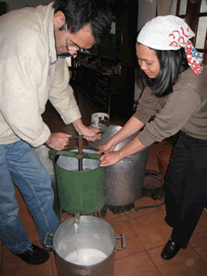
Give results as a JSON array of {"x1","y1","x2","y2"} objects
[
  {"x1": 53, "y1": 0, "x2": 112, "y2": 44},
  {"x1": 137, "y1": 45, "x2": 189, "y2": 97}
]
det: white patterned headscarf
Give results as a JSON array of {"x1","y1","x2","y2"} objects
[{"x1": 137, "y1": 15, "x2": 203, "y2": 76}]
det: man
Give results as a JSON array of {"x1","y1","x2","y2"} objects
[{"x1": 0, "y1": 0, "x2": 112, "y2": 265}]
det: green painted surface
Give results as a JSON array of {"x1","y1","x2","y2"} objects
[{"x1": 55, "y1": 161, "x2": 107, "y2": 215}]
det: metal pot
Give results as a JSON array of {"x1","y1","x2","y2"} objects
[
  {"x1": 89, "y1": 125, "x2": 148, "y2": 206},
  {"x1": 46, "y1": 216, "x2": 125, "y2": 276}
]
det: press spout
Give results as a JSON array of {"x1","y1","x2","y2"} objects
[{"x1": 73, "y1": 212, "x2": 80, "y2": 225}]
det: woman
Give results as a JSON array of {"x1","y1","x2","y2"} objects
[{"x1": 97, "y1": 15, "x2": 207, "y2": 260}]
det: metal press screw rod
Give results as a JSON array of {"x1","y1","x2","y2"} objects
[{"x1": 78, "y1": 136, "x2": 83, "y2": 171}]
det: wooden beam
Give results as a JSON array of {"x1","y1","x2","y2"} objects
[
  {"x1": 203, "y1": 29, "x2": 207, "y2": 65},
  {"x1": 185, "y1": 0, "x2": 201, "y2": 45}
]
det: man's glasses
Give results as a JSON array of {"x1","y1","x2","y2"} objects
[{"x1": 64, "y1": 24, "x2": 91, "y2": 55}]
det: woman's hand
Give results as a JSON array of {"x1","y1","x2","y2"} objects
[
  {"x1": 96, "y1": 142, "x2": 115, "y2": 154},
  {"x1": 99, "y1": 136, "x2": 147, "y2": 167},
  {"x1": 45, "y1": 132, "x2": 72, "y2": 150},
  {"x1": 99, "y1": 151, "x2": 122, "y2": 167}
]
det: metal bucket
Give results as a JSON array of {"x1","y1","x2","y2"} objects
[
  {"x1": 35, "y1": 145, "x2": 54, "y2": 176},
  {"x1": 50, "y1": 216, "x2": 125, "y2": 276},
  {"x1": 49, "y1": 149, "x2": 107, "y2": 216},
  {"x1": 89, "y1": 125, "x2": 148, "y2": 206}
]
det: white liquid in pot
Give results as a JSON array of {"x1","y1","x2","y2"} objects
[{"x1": 65, "y1": 248, "x2": 107, "y2": 266}]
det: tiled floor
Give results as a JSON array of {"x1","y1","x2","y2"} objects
[{"x1": 1, "y1": 90, "x2": 207, "y2": 275}]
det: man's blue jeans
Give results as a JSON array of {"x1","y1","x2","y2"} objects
[{"x1": 0, "y1": 140, "x2": 59, "y2": 254}]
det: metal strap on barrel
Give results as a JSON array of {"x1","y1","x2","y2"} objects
[{"x1": 49, "y1": 149, "x2": 101, "y2": 161}]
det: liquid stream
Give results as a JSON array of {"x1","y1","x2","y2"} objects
[{"x1": 74, "y1": 223, "x2": 80, "y2": 258}]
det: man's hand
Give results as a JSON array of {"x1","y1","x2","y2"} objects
[
  {"x1": 45, "y1": 133, "x2": 72, "y2": 150},
  {"x1": 80, "y1": 126, "x2": 101, "y2": 141},
  {"x1": 73, "y1": 119, "x2": 101, "y2": 142}
]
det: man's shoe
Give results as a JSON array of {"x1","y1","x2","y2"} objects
[
  {"x1": 161, "y1": 239, "x2": 181, "y2": 260},
  {"x1": 14, "y1": 244, "x2": 50, "y2": 265}
]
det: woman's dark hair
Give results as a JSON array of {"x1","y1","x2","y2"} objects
[
  {"x1": 137, "y1": 45, "x2": 189, "y2": 97},
  {"x1": 53, "y1": 0, "x2": 112, "y2": 44}
]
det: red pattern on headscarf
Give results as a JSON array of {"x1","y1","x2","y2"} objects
[
  {"x1": 185, "y1": 41, "x2": 203, "y2": 76},
  {"x1": 169, "y1": 28, "x2": 203, "y2": 76}
]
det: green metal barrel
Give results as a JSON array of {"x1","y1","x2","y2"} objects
[{"x1": 50, "y1": 149, "x2": 107, "y2": 216}]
